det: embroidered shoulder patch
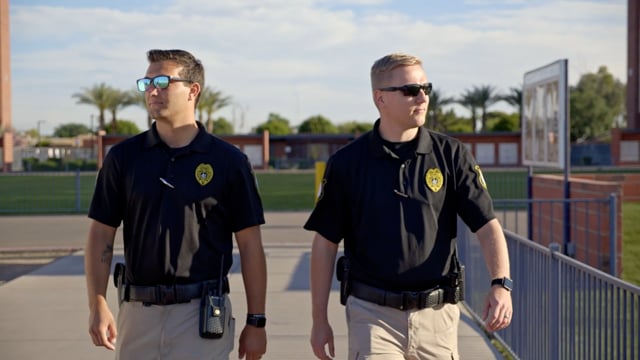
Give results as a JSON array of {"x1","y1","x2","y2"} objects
[
  {"x1": 195, "y1": 163, "x2": 214, "y2": 186},
  {"x1": 474, "y1": 165, "x2": 487, "y2": 189},
  {"x1": 425, "y1": 168, "x2": 443, "y2": 192}
]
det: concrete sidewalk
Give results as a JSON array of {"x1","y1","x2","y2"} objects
[{"x1": 0, "y1": 212, "x2": 503, "y2": 359}]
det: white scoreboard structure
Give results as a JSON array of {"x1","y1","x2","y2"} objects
[{"x1": 521, "y1": 59, "x2": 569, "y2": 169}]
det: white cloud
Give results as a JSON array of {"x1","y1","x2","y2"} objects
[{"x1": 8, "y1": 0, "x2": 626, "y2": 134}]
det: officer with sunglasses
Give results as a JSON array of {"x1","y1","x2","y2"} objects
[
  {"x1": 84, "y1": 49, "x2": 267, "y2": 360},
  {"x1": 305, "y1": 53, "x2": 513, "y2": 359}
]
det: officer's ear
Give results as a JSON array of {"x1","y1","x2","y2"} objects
[
  {"x1": 373, "y1": 89, "x2": 385, "y2": 107},
  {"x1": 189, "y1": 82, "x2": 201, "y2": 102}
]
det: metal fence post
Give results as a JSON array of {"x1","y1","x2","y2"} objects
[
  {"x1": 609, "y1": 193, "x2": 617, "y2": 276},
  {"x1": 549, "y1": 243, "x2": 561, "y2": 360},
  {"x1": 75, "y1": 169, "x2": 81, "y2": 212}
]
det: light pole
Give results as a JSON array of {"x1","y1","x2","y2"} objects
[
  {"x1": 36, "y1": 120, "x2": 45, "y2": 146},
  {"x1": 90, "y1": 115, "x2": 95, "y2": 158}
]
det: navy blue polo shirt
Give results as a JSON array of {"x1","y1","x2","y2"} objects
[
  {"x1": 89, "y1": 122, "x2": 264, "y2": 286},
  {"x1": 304, "y1": 120, "x2": 495, "y2": 292}
]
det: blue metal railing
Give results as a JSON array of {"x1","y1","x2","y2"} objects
[
  {"x1": 458, "y1": 219, "x2": 640, "y2": 360},
  {"x1": 493, "y1": 196, "x2": 618, "y2": 276}
]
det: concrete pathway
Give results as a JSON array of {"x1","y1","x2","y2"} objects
[{"x1": 0, "y1": 212, "x2": 503, "y2": 359}]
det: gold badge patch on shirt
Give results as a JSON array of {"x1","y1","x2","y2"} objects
[
  {"x1": 425, "y1": 168, "x2": 443, "y2": 192},
  {"x1": 474, "y1": 165, "x2": 488, "y2": 189},
  {"x1": 195, "y1": 163, "x2": 214, "y2": 186}
]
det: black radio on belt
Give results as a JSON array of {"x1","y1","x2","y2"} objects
[{"x1": 199, "y1": 257, "x2": 226, "y2": 339}]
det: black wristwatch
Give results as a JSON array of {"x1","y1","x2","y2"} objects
[
  {"x1": 491, "y1": 277, "x2": 513, "y2": 292},
  {"x1": 246, "y1": 314, "x2": 267, "y2": 328}
]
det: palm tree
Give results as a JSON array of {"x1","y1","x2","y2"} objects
[
  {"x1": 72, "y1": 83, "x2": 115, "y2": 130},
  {"x1": 196, "y1": 87, "x2": 232, "y2": 132},
  {"x1": 458, "y1": 85, "x2": 501, "y2": 132},
  {"x1": 500, "y1": 87, "x2": 523, "y2": 129},
  {"x1": 426, "y1": 88, "x2": 454, "y2": 132},
  {"x1": 105, "y1": 89, "x2": 137, "y2": 133},
  {"x1": 457, "y1": 89, "x2": 482, "y2": 133},
  {"x1": 474, "y1": 85, "x2": 501, "y2": 132}
]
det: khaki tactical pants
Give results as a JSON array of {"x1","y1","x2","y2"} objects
[
  {"x1": 116, "y1": 295, "x2": 234, "y2": 360},
  {"x1": 346, "y1": 296, "x2": 460, "y2": 360}
]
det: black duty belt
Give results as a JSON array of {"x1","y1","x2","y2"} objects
[
  {"x1": 123, "y1": 278, "x2": 229, "y2": 306},
  {"x1": 350, "y1": 280, "x2": 454, "y2": 311}
]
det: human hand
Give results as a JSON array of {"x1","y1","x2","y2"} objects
[
  {"x1": 88, "y1": 298, "x2": 117, "y2": 350},
  {"x1": 238, "y1": 325, "x2": 267, "y2": 359},
  {"x1": 310, "y1": 321, "x2": 335, "y2": 359},
  {"x1": 482, "y1": 286, "x2": 513, "y2": 332}
]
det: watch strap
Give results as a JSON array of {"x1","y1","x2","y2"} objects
[
  {"x1": 246, "y1": 313, "x2": 267, "y2": 328},
  {"x1": 491, "y1": 277, "x2": 513, "y2": 291}
]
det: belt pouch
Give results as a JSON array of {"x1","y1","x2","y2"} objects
[
  {"x1": 336, "y1": 256, "x2": 350, "y2": 306},
  {"x1": 199, "y1": 283, "x2": 225, "y2": 339},
  {"x1": 113, "y1": 263, "x2": 126, "y2": 305}
]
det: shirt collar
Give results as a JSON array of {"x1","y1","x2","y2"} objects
[
  {"x1": 143, "y1": 121, "x2": 211, "y2": 153},
  {"x1": 369, "y1": 119, "x2": 433, "y2": 158}
]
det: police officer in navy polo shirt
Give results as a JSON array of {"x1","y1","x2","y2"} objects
[
  {"x1": 305, "y1": 52, "x2": 513, "y2": 360},
  {"x1": 84, "y1": 49, "x2": 267, "y2": 360}
]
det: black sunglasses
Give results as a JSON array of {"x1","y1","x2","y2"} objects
[
  {"x1": 136, "y1": 75, "x2": 193, "y2": 92},
  {"x1": 378, "y1": 83, "x2": 432, "y2": 97}
]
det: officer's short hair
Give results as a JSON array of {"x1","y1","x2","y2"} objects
[{"x1": 370, "y1": 53, "x2": 423, "y2": 90}]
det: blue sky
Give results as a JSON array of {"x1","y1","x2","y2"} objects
[{"x1": 9, "y1": 0, "x2": 626, "y2": 135}]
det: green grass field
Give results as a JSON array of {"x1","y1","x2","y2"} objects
[
  {"x1": 0, "y1": 170, "x2": 637, "y2": 286},
  {"x1": 621, "y1": 202, "x2": 640, "y2": 286},
  {"x1": 0, "y1": 169, "x2": 527, "y2": 214}
]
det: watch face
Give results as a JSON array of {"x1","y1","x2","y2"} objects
[
  {"x1": 503, "y1": 278, "x2": 513, "y2": 291},
  {"x1": 492, "y1": 277, "x2": 513, "y2": 291}
]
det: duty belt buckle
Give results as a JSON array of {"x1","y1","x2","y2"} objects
[
  {"x1": 157, "y1": 285, "x2": 177, "y2": 305},
  {"x1": 425, "y1": 288, "x2": 445, "y2": 308},
  {"x1": 402, "y1": 292, "x2": 419, "y2": 310}
]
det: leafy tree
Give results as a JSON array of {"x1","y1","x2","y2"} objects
[
  {"x1": 298, "y1": 115, "x2": 337, "y2": 134},
  {"x1": 486, "y1": 111, "x2": 520, "y2": 132},
  {"x1": 254, "y1": 113, "x2": 292, "y2": 135},
  {"x1": 427, "y1": 88, "x2": 455, "y2": 132},
  {"x1": 53, "y1": 123, "x2": 90, "y2": 138},
  {"x1": 25, "y1": 128, "x2": 39, "y2": 139},
  {"x1": 435, "y1": 109, "x2": 471, "y2": 133},
  {"x1": 570, "y1": 66, "x2": 625, "y2": 142},
  {"x1": 336, "y1": 121, "x2": 373, "y2": 134},
  {"x1": 210, "y1": 117, "x2": 234, "y2": 135},
  {"x1": 197, "y1": 87, "x2": 232, "y2": 133},
  {"x1": 72, "y1": 83, "x2": 116, "y2": 130},
  {"x1": 104, "y1": 119, "x2": 141, "y2": 135}
]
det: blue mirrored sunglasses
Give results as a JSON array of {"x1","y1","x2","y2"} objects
[{"x1": 136, "y1": 75, "x2": 193, "y2": 92}]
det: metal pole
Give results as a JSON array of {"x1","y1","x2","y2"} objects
[
  {"x1": 609, "y1": 193, "x2": 617, "y2": 276},
  {"x1": 562, "y1": 59, "x2": 573, "y2": 257},
  {"x1": 36, "y1": 120, "x2": 45, "y2": 146},
  {"x1": 75, "y1": 169, "x2": 81, "y2": 212},
  {"x1": 90, "y1": 115, "x2": 95, "y2": 159},
  {"x1": 549, "y1": 243, "x2": 561, "y2": 360}
]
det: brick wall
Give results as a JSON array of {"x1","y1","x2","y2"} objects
[{"x1": 531, "y1": 174, "x2": 623, "y2": 275}]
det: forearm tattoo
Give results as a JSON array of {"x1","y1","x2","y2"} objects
[{"x1": 100, "y1": 244, "x2": 113, "y2": 264}]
